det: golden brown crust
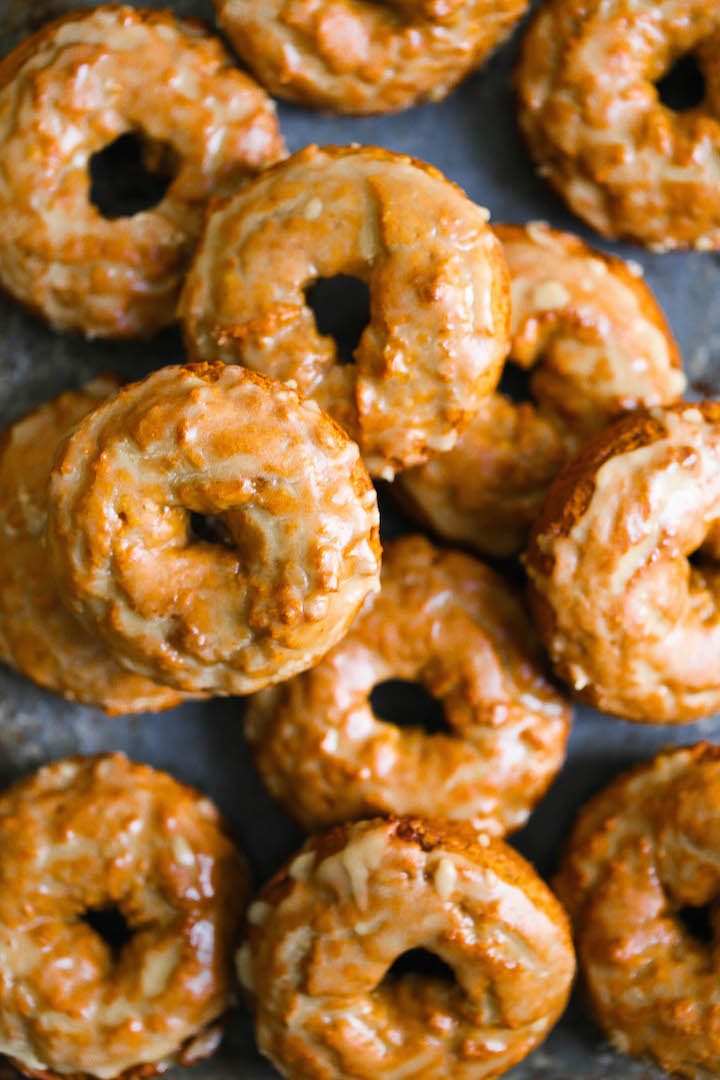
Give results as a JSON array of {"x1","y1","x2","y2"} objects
[
  {"x1": 526, "y1": 402, "x2": 720, "y2": 723},
  {"x1": 0, "y1": 379, "x2": 197, "y2": 715},
  {"x1": 0, "y1": 5, "x2": 285, "y2": 339},
  {"x1": 246, "y1": 534, "x2": 570, "y2": 836},
  {"x1": 0, "y1": 754, "x2": 250, "y2": 1080},
  {"x1": 180, "y1": 144, "x2": 511, "y2": 479},
  {"x1": 46, "y1": 363, "x2": 381, "y2": 695},
  {"x1": 395, "y1": 221, "x2": 685, "y2": 557},
  {"x1": 240, "y1": 816, "x2": 575, "y2": 1080},
  {"x1": 555, "y1": 743, "x2": 720, "y2": 1078},
  {"x1": 214, "y1": 0, "x2": 529, "y2": 115},
  {"x1": 515, "y1": 0, "x2": 720, "y2": 251}
]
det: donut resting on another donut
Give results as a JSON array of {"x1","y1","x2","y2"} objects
[{"x1": 526, "y1": 403, "x2": 720, "y2": 723}]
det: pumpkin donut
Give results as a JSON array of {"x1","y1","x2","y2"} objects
[
  {"x1": 0, "y1": 378, "x2": 198, "y2": 715},
  {"x1": 213, "y1": 0, "x2": 529, "y2": 115},
  {"x1": 555, "y1": 742, "x2": 720, "y2": 1078},
  {"x1": 238, "y1": 816, "x2": 575, "y2": 1080},
  {"x1": 0, "y1": 753, "x2": 250, "y2": 1080},
  {"x1": 0, "y1": 5, "x2": 284, "y2": 338},
  {"x1": 46, "y1": 363, "x2": 381, "y2": 696},
  {"x1": 515, "y1": 0, "x2": 720, "y2": 251},
  {"x1": 526, "y1": 402, "x2": 720, "y2": 724},
  {"x1": 246, "y1": 535, "x2": 570, "y2": 835},
  {"x1": 395, "y1": 222, "x2": 685, "y2": 557},
  {"x1": 179, "y1": 144, "x2": 511, "y2": 480}
]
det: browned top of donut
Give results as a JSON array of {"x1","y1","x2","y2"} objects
[
  {"x1": 0, "y1": 5, "x2": 285, "y2": 338},
  {"x1": 554, "y1": 743, "x2": 720, "y2": 1076},
  {"x1": 180, "y1": 143, "x2": 510, "y2": 478},
  {"x1": 47, "y1": 363, "x2": 381, "y2": 695},
  {"x1": 246, "y1": 534, "x2": 570, "y2": 835},
  {"x1": 241, "y1": 816, "x2": 574, "y2": 1080},
  {"x1": 515, "y1": 0, "x2": 720, "y2": 250},
  {"x1": 0, "y1": 753, "x2": 249, "y2": 1080},
  {"x1": 215, "y1": 0, "x2": 529, "y2": 114},
  {"x1": 526, "y1": 403, "x2": 720, "y2": 722}
]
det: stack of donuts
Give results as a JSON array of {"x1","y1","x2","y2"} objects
[{"x1": 1, "y1": 3, "x2": 720, "y2": 1080}]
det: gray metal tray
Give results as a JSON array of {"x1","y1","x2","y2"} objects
[{"x1": 1, "y1": 2, "x2": 718, "y2": 1076}]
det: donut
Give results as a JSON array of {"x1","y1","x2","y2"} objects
[
  {"x1": 213, "y1": 0, "x2": 529, "y2": 115},
  {"x1": 515, "y1": 0, "x2": 720, "y2": 251},
  {"x1": 237, "y1": 816, "x2": 575, "y2": 1080},
  {"x1": 0, "y1": 753, "x2": 249, "y2": 1080},
  {"x1": 555, "y1": 742, "x2": 720, "y2": 1077},
  {"x1": 526, "y1": 402, "x2": 720, "y2": 724},
  {"x1": 46, "y1": 363, "x2": 381, "y2": 696},
  {"x1": 0, "y1": 5, "x2": 285, "y2": 339},
  {"x1": 179, "y1": 144, "x2": 511, "y2": 480},
  {"x1": 0, "y1": 379, "x2": 202, "y2": 715},
  {"x1": 395, "y1": 222, "x2": 685, "y2": 557},
  {"x1": 246, "y1": 535, "x2": 570, "y2": 835}
]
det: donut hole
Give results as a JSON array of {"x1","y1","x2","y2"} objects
[
  {"x1": 384, "y1": 948, "x2": 456, "y2": 983},
  {"x1": 304, "y1": 275, "x2": 371, "y2": 365},
  {"x1": 81, "y1": 906, "x2": 133, "y2": 957},
  {"x1": 677, "y1": 903, "x2": 714, "y2": 945},
  {"x1": 89, "y1": 132, "x2": 178, "y2": 219},
  {"x1": 188, "y1": 512, "x2": 235, "y2": 550},
  {"x1": 370, "y1": 679, "x2": 447, "y2": 734},
  {"x1": 656, "y1": 53, "x2": 706, "y2": 113},
  {"x1": 498, "y1": 360, "x2": 534, "y2": 404}
]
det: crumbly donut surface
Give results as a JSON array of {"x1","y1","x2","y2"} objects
[
  {"x1": 555, "y1": 743, "x2": 720, "y2": 1079},
  {"x1": 0, "y1": 379, "x2": 197, "y2": 715},
  {"x1": 247, "y1": 535, "x2": 570, "y2": 834},
  {"x1": 240, "y1": 816, "x2": 575, "y2": 1080},
  {"x1": 396, "y1": 222, "x2": 685, "y2": 556},
  {"x1": 0, "y1": 754, "x2": 249, "y2": 1080},
  {"x1": 0, "y1": 5, "x2": 284, "y2": 338},
  {"x1": 180, "y1": 144, "x2": 511, "y2": 480},
  {"x1": 515, "y1": 0, "x2": 720, "y2": 251},
  {"x1": 526, "y1": 403, "x2": 720, "y2": 723},
  {"x1": 215, "y1": 0, "x2": 529, "y2": 115},
  {"x1": 47, "y1": 363, "x2": 381, "y2": 695}
]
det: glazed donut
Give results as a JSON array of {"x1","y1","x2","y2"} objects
[
  {"x1": 247, "y1": 535, "x2": 570, "y2": 835},
  {"x1": 179, "y1": 144, "x2": 511, "y2": 479},
  {"x1": 555, "y1": 742, "x2": 720, "y2": 1077},
  {"x1": 0, "y1": 5, "x2": 284, "y2": 338},
  {"x1": 395, "y1": 222, "x2": 685, "y2": 557},
  {"x1": 0, "y1": 753, "x2": 249, "y2": 1080},
  {"x1": 515, "y1": 0, "x2": 720, "y2": 251},
  {"x1": 47, "y1": 363, "x2": 381, "y2": 696},
  {"x1": 0, "y1": 378, "x2": 199, "y2": 715},
  {"x1": 238, "y1": 816, "x2": 575, "y2": 1080},
  {"x1": 526, "y1": 402, "x2": 720, "y2": 724},
  {"x1": 213, "y1": 0, "x2": 529, "y2": 115}
]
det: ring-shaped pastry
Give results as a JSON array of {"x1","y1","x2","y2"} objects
[
  {"x1": 179, "y1": 144, "x2": 511, "y2": 480},
  {"x1": 0, "y1": 5, "x2": 284, "y2": 337},
  {"x1": 555, "y1": 743, "x2": 720, "y2": 1078},
  {"x1": 46, "y1": 363, "x2": 381, "y2": 695},
  {"x1": 239, "y1": 816, "x2": 575, "y2": 1080},
  {"x1": 515, "y1": 0, "x2": 720, "y2": 251},
  {"x1": 214, "y1": 0, "x2": 529, "y2": 115},
  {"x1": 247, "y1": 535, "x2": 570, "y2": 835},
  {"x1": 526, "y1": 402, "x2": 720, "y2": 723},
  {"x1": 0, "y1": 753, "x2": 249, "y2": 1080}
]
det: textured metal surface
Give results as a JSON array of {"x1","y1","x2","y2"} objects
[{"x1": 0, "y1": 1, "x2": 718, "y2": 1077}]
